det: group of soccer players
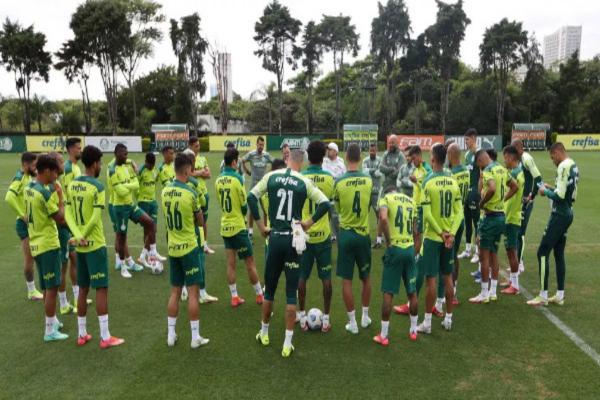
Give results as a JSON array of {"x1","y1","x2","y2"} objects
[{"x1": 6, "y1": 129, "x2": 579, "y2": 357}]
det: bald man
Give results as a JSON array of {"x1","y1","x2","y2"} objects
[{"x1": 379, "y1": 135, "x2": 405, "y2": 193}]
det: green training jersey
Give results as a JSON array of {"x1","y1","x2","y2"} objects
[
  {"x1": 465, "y1": 149, "x2": 480, "y2": 194},
  {"x1": 138, "y1": 165, "x2": 158, "y2": 202},
  {"x1": 421, "y1": 171, "x2": 463, "y2": 243},
  {"x1": 161, "y1": 180, "x2": 200, "y2": 257},
  {"x1": 302, "y1": 165, "x2": 334, "y2": 244},
  {"x1": 378, "y1": 191, "x2": 415, "y2": 249},
  {"x1": 6, "y1": 170, "x2": 33, "y2": 219},
  {"x1": 158, "y1": 161, "x2": 175, "y2": 187},
  {"x1": 505, "y1": 166, "x2": 524, "y2": 225},
  {"x1": 250, "y1": 168, "x2": 328, "y2": 232},
  {"x1": 413, "y1": 161, "x2": 432, "y2": 206},
  {"x1": 451, "y1": 164, "x2": 470, "y2": 205},
  {"x1": 549, "y1": 158, "x2": 579, "y2": 216},
  {"x1": 24, "y1": 181, "x2": 60, "y2": 257},
  {"x1": 67, "y1": 176, "x2": 106, "y2": 252},
  {"x1": 215, "y1": 167, "x2": 247, "y2": 237},
  {"x1": 481, "y1": 162, "x2": 510, "y2": 213},
  {"x1": 521, "y1": 151, "x2": 542, "y2": 198},
  {"x1": 106, "y1": 158, "x2": 136, "y2": 205},
  {"x1": 61, "y1": 160, "x2": 81, "y2": 198},
  {"x1": 108, "y1": 163, "x2": 137, "y2": 206},
  {"x1": 334, "y1": 171, "x2": 373, "y2": 236}
]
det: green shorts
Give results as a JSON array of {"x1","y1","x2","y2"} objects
[
  {"x1": 479, "y1": 213, "x2": 505, "y2": 253},
  {"x1": 77, "y1": 247, "x2": 109, "y2": 289},
  {"x1": 421, "y1": 239, "x2": 454, "y2": 277},
  {"x1": 113, "y1": 204, "x2": 145, "y2": 234},
  {"x1": 34, "y1": 248, "x2": 62, "y2": 290},
  {"x1": 169, "y1": 247, "x2": 203, "y2": 287},
  {"x1": 453, "y1": 221, "x2": 465, "y2": 255},
  {"x1": 223, "y1": 230, "x2": 253, "y2": 259},
  {"x1": 16, "y1": 218, "x2": 28, "y2": 240},
  {"x1": 300, "y1": 238, "x2": 333, "y2": 281},
  {"x1": 336, "y1": 228, "x2": 371, "y2": 280},
  {"x1": 108, "y1": 204, "x2": 117, "y2": 232},
  {"x1": 58, "y1": 226, "x2": 73, "y2": 263},
  {"x1": 138, "y1": 200, "x2": 158, "y2": 224},
  {"x1": 264, "y1": 233, "x2": 300, "y2": 305},
  {"x1": 504, "y1": 223, "x2": 520, "y2": 250},
  {"x1": 381, "y1": 246, "x2": 416, "y2": 295}
]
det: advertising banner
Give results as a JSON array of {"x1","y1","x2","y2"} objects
[
  {"x1": 267, "y1": 135, "x2": 322, "y2": 151},
  {"x1": 0, "y1": 136, "x2": 26, "y2": 153},
  {"x1": 85, "y1": 136, "x2": 142, "y2": 152},
  {"x1": 209, "y1": 135, "x2": 259, "y2": 152},
  {"x1": 152, "y1": 124, "x2": 188, "y2": 151},
  {"x1": 444, "y1": 135, "x2": 502, "y2": 151},
  {"x1": 26, "y1": 135, "x2": 84, "y2": 152},
  {"x1": 557, "y1": 134, "x2": 600, "y2": 151},
  {"x1": 397, "y1": 135, "x2": 444, "y2": 150},
  {"x1": 343, "y1": 124, "x2": 378, "y2": 151},
  {"x1": 511, "y1": 124, "x2": 549, "y2": 150}
]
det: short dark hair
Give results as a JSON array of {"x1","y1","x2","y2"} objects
[
  {"x1": 21, "y1": 152, "x2": 37, "y2": 164},
  {"x1": 65, "y1": 137, "x2": 82, "y2": 150},
  {"x1": 257, "y1": 136, "x2": 265, "y2": 143},
  {"x1": 174, "y1": 153, "x2": 192, "y2": 174},
  {"x1": 281, "y1": 143, "x2": 290, "y2": 150},
  {"x1": 307, "y1": 140, "x2": 326, "y2": 165},
  {"x1": 408, "y1": 145, "x2": 422, "y2": 157},
  {"x1": 475, "y1": 149, "x2": 488, "y2": 161},
  {"x1": 161, "y1": 145, "x2": 174, "y2": 154},
  {"x1": 36, "y1": 154, "x2": 59, "y2": 173},
  {"x1": 550, "y1": 142, "x2": 565, "y2": 152},
  {"x1": 431, "y1": 143, "x2": 446, "y2": 164},
  {"x1": 81, "y1": 145, "x2": 103, "y2": 168},
  {"x1": 486, "y1": 148, "x2": 497, "y2": 161},
  {"x1": 145, "y1": 152, "x2": 156, "y2": 165},
  {"x1": 226, "y1": 142, "x2": 236, "y2": 149},
  {"x1": 369, "y1": 142, "x2": 377, "y2": 148},
  {"x1": 503, "y1": 145, "x2": 518, "y2": 158},
  {"x1": 271, "y1": 158, "x2": 286, "y2": 170},
  {"x1": 465, "y1": 128, "x2": 478, "y2": 138},
  {"x1": 224, "y1": 148, "x2": 239, "y2": 166},
  {"x1": 346, "y1": 143, "x2": 361, "y2": 163},
  {"x1": 114, "y1": 143, "x2": 127, "y2": 154},
  {"x1": 188, "y1": 136, "x2": 199, "y2": 145}
]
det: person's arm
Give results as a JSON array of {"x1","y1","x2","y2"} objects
[
  {"x1": 238, "y1": 181, "x2": 248, "y2": 216},
  {"x1": 479, "y1": 177, "x2": 495, "y2": 209},
  {"x1": 422, "y1": 183, "x2": 442, "y2": 237},
  {"x1": 64, "y1": 199, "x2": 83, "y2": 240},
  {"x1": 362, "y1": 158, "x2": 371, "y2": 176},
  {"x1": 5, "y1": 181, "x2": 25, "y2": 219},
  {"x1": 543, "y1": 164, "x2": 568, "y2": 200},
  {"x1": 301, "y1": 179, "x2": 331, "y2": 230},
  {"x1": 450, "y1": 187, "x2": 464, "y2": 236},
  {"x1": 524, "y1": 155, "x2": 543, "y2": 200},
  {"x1": 379, "y1": 153, "x2": 394, "y2": 175},
  {"x1": 504, "y1": 175, "x2": 518, "y2": 202},
  {"x1": 248, "y1": 173, "x2": 270, "y2": 235},
  {"x1": 378, "y1": 201, "x2": 390, "y2": 246},
  {"x1": 47, "y1": 188, "x2": 65, "y2": 226}
]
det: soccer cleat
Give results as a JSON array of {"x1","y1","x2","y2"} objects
[
  {"x1": 180, "y1": 287, "x2": 188, "y2": 301},
  {"x1": 156, "y1": 252, "x2": 167, "y2": 262},
  {"x1": 100, "y1": 336, "x2": 125, "y2": 349},
  {"x1": 431, "y1": 306, "x2": 444, "y2": 317},
  {"x1": 281, "y1": 345, "x2": 295, "y2": 358},
  {"x1": 27, "y1": 289, "x2": 43, "y2": 301},
  {"x1": 489, "y1": 294, "x2": 498, "y2": 302},
  {"x1": 373, "y1": 335, "x2": 389, "y2": 346},
  {"x1": 77, "y1": 334, "x2": 92, "y2": 346},
  {"x1": 468, "y1": 294, "x2": 489, "y2": 304},
  {"x1": 199, "y1": 293, "x2": 219, "y2": 304},
  {"x1": 128, "y1": 262, "x2": 144, "y2": 272},
  {"x1": 371, "y1": 242, "x2": 383, "y2": 249},
  {"x1": 204, "y1": 245, "x2": 215, "y2": 255},
  {"x1": 167, "y1": 335, "x2": 178, "y2": 347},
  {"x1": 321, "y1": 321, "x2": 331, "y2": 333},
  {"x1": 527, "y1": 296, "x2": 548, "y2": 307},
  {"x1": 470, "y1": 253, "x2": 479, "y2": 263},
  {"x1": 416, "y1": 322, "x2": 431, "y2": 334},
  {"x1": 137, "y1": 254, "x2": 152, "y2": 269},
  {"x1": 44, "y1": 331, "x2": 69, "y2": 342},
  {"x1": 441, "y1": 319, "x2": 452, "y2": 331},
  {"x1": 345, "y1": 323, "x2": 359, "y2": 334},
  {"x1": 300, "y1": 316, "x2": 309, "y2": 332},
  {"x1": 361, "y1": 316, "x2": 372, "y2": 328},
  {"x1": 409, "y1": 331, "x2": 418, "y2": 341},
  {"x1": 255, "y1": 294, "x2": 264, "y2": 305},
  {"x1": 393, "y1": 303, "x2": 410, "y2": 315},
  {"x1": 120, "y1": 267, "x2": 132, "y2": 279},
  {"x1": 452, "y1": 297, "x2": 460, "y2": 306},
  {"x1": 231, "y1": 296, "x2": 245, "y2": 308},
  {"x1": 60, "y1": 304, "x2": 75, "y2": 315},
  {"x1": 191, "y1": 337, "x2": 210, "y2": 349},
  {"x1": 470, "y1": 269, "x2": 480, "y2": 277},
  {"x1": 547, "y1": 294, "x2": 564, "y2": 306},
  {"x1": 501, "y1": 286, "x2": 520, "y2": 295},
  {"x1": 457, "y1": 250, "x2": 471, "y2": 259},
  {"x1": 255, "y1": 331, "x2": 270, "y2": 346}
]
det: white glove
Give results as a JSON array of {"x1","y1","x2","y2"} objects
[{"x1": 291, "y1": 219, "x2": 308, "y2": 255}]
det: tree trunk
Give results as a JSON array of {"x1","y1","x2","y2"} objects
[
  {"x1": 333, "y1": 51, "x2": 340, "y2": 138},
  {"x1": 268, "y1": 95, "x2": 273, "y2": 135},
  {"x1": 307, "y1": 79, "x2": 313, "y2": 135}
]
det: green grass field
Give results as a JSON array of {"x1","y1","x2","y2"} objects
[{"x1": 1, "y1": 150, "x2": 599, "y2": 399}]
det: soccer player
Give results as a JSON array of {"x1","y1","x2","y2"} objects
[
  {"x1": 469, "y1": 149, "x2": 517, "y2": 304},
  {"x1": 298, "y1": 140, "x2": 335, "y2": 332},
  {"x1": 458, "y1": 128, "x2": 481, "y2": 264},
  {"x1": 189, "y1": 136, "x2": 215, "y2": 254},
  {"x1": 334, "y1": 144, "x2": 373, "y2": 334},
  {"x1": 501, "y1": 145, "x2": 524, "y2": 295},
  {"x1": 108, "y1": 144, "x2": 156, "y2": 278},
  {"x1": 137, "y1": 152, "x2": 167, "y2": 268},
  {"x1": 65, "y1": 145, "x2": 125, "y2": 348},
  {"x1": 249, "y1": 149, "x2": 329, "y2": 358},
  {"x1": 6, "y1": 152, "x2": 43, "y2": 300},
  {"x1": 374, "y1": 186, "x2": 419, "y2": 345},
  {"x1": 24, "y1": 154, "x2": 68, "y2": 342},
  {"x1": 397, "y1": 148, "x2": 415, "y2": 197},
  {"x1": 281, "y1": 143, "x2": 291, "y2": 165},
  {"x1": 215, "y1": 148, "x2": 264, "y2": 307},
  {"x1": 158, "y1": 146, "x2": 175, "y2": 187},
  {"x1": 512, "y1": 139, "x2": 543, "y2": 272},
  {"x1": 162, "y1": 153, "x2": 209, "y2": 349},
  {"x1": 362, "y1": 143, "x2": 384, "y2": 248},
  {"x1": 241, "y1": 136, "x2": 273, "y2": 239},
  {"x1": 527, "y1": 143, "x2": 578, "y2": 307}
]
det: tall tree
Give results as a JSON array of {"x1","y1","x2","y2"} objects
[
  {"x1": 319, "y1": 14, "x2": 359, "y2": 137},
  {"x1": 170, "y1": 13, "x2": 208, "y2": 132},
  {"x1": 254, "y1": 0, "x2": 302, "y2": 135},
  {"x1": 69, "y1": 0, "x2": 131, "y2": 135},
  {"x1": 0, "y1": 18, "x2": 51, "y2": 134},
  {"x1": 400, "y1": 34, "x2": 432, "y2": 133},
  {"x1": 425, "y1": 0, "x2": 470, "y2": 134},
  {"x1": 121, "y1": 0, "x2": 163, "y2": 133},
  {"x1": 250, "y1": 82, "x2": 277, "y2": 134},
  {"x1": 480, "y1": 18, "x2": 527, "y2": 135},
  {"x1": 553, "y1": 51, "x2": 585, "y2": 131},
  {"x1": 521, "y1": 34, "x2": 546, "y2": 122},
  {"x1": 299, "y1": 21, "x2": 323, "y2": 134},
  {"x1": 208, "y1": 44, "x2": 230, "y2": 134},
  {"x1": 370, "y1": 0, "x2": 411, "y2": 134}
]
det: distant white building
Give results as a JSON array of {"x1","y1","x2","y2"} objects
[{"x1": 543, "y1": 26, "x2": 582, "y2": 70}]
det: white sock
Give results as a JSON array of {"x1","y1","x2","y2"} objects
[
  {"x1": 556, "y1": 290, "x2": 564, "y2": 300},
  {"x1": 190, "y1": 320, "x2": 200, "y2": 340},
  {"x1": 72, "y1": 285, "x2": 79, "y2": 302},
  {"x1": 490, "y1": 279, "x2": 498, "y2": 296},
  {"x1": 168, "y1": 317, "x2": 177, "y2": 338},
  {"x1": 59, "y1": 291, "x2": 68, "y2": 308},
  {"x1": 466, "y1": 243, "x2": 472, "y2": 252},
  {"x1": 119, "y1": 258, "x2": 126, "y2": 269},
  {"x1": 481, "y1": 281, "x2": 489, "y2": 298},
  {"x1": 284, "y1": 329, "x2": 293, "y2": 347},
  {"x1": 98, "y1": 314, "x2": 110, "y2": 341},
  {"x1": 424, "y1": 313, "x2": 432, "y2": 326},
  {"x1": 141, "y1": 248, "x2": 148, "y2": 258},
  {"x1": 454, "y1": 282, "x2": 457, "y2": 296},
  {"x1": 435, "y1": 298, "x2": 444, "y2": 310},
  {"x1": 204, "y1": 242, "x2": 210, "y2": 249},
  {"x1": 45, "y1": 316, "x2": 54, "y2": 335},
  {"x1": 199, "y1": 288, "x2": 207, "y2": 298},
  {"x1": 78, "y1": 316, "x2": 87, "y2": 337},
  {"x1": 26, "y1": 280, "x2": 36, "y2": 292},
  {"x1": 229, "y1": 284, "x2": 238, "y2": 298},
  {"x1": 248, "y1": 228, "x2": 253, "y2": 235},
  {"x1": 261, "y1": 321, "x2": 269, "y2": 336},
  {"x1": 473, "y1": 245, "x2": 478, "y2": 254},
  {"x1": 376, "y1": 236, "x2": 382, "y2": 244},
  {"x1": 126, "y1": 257, "x2": 135, "y2": 267},
  {"x1": 409, "y1": 315, "x2": 418, "y2": 332},
  {"x1": 115, "y1": 254, "x2": 120, "y2": 265},
  {"x1": 444, "y1": 313, "x2": 453, "y2": 323},
  {"x1": 380, "y1": 320, "x2": 389, "y2": 338},
  {"x1": 150, "y1": 243, "x2": 157, "y2": 253},
  {"x1": 253, "y1": 282, "x2": 263, "y2": 295},
  {"x1": 540, "y1": 290, "x2": 548, "y2": 300},
  {"x1": 362, "y1": 306, "x2": 369, "y2": 320},
  {"x1": 323, "y1": 314, "x2": 330, "y2": 325},
  {"x1": 347, "y1": 310, "x2": 357, "y2": 327},
  {"x1": 510, "y1": 273, "x2": 519, "y2": 290},
  {"x1": 53, "y1": 315, "x2": 60, "y2": 326},
  {"x1": 299, "y1": 310, "x2": 306, "y2": 318}
]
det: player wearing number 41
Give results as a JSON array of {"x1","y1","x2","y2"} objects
[
  {"x1": 527, "y1": 143, "x2": 579, "y2": 307},
  {"x1": 248, "y1": 149, "x2": 330, "y2": 358},
  {"x1": 215, "y1": 148, "x2": 264, "y2": 307}
]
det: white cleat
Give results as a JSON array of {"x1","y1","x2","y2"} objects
[
  {"x1": 156, "y1": 252, "x2": 167, "y2": 262},
  {"x1": 345, "y1": 323, "x2": 359, "y2": 334},
  {"x1": 167, "y1": 335, "x2": 178, "y2": 347},
  {"x1": 441, "y1": 319, "x2": 452, "y2": 331},
  {"x1": 181, "y1": 287, "x2": 188, "y2": 301},
  {"x1": 518, "y1": 261, "x2": 525, "y2": 273},
  {"x1": 137, "y1": 254, "x2": 152, "y2": 269},
  {"x1": 191, "y1": 337, "x2": 210, "y2": 349},
  {"x1": 199, "y1": 293, "x2": 219, "y2": 304},
  {"x1": 120, "y1": 266, "x2": 132, "y2": 279},
  {"x1": 204, "y1": 245, "x2": 215, "y2": 255},
  {"x1": 361, "y1": 316, "x2": 372, "y2": 328},
  {"x1": 470, "y1": 254, "x2": 479, "y2": 264},
  {"x1": 457, "y1": 250, "x2": 471, "y2": 259},
  {"x1": 295, "y1": 311, "x2": 301, "y2": 323},
  {"x1": 416, "y1": 322, "x2": 431, "y2": 334}
]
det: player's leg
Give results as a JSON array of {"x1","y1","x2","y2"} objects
[
  {"x1": 337, "y1": 229, "x2": 358, "y2": 333},
  {"x1": 417, "y1": 239, "x2": 440, "y2": 333},
  {"x1": 185, "y1": 248, "x2": 208, "y2": 348},
  {"x1": 441, "y1": 272, "x2": 454, "y2": 331},
  {"x1": 371, "y1": 194, "x2": 383, "y2": 248},
  {"x1": 452, "y1": 221, "x2": 464, "y2": 304},
  {"x1": 434, "y1": 272, "x2": 445, "y2": 317},
  {"x1": 470, "y1": 206, "x2": 481, "y2": 264},
  {"x1": 135, "y1": 209, "x2": 156, "y2": 264},
  {"x1": 459, "y1": 203, "x2": 473, "y2": 259},
  {"x1": 21, "y1": 234, "x2": 42, "y2": 300},
  {"x1": 549, "y1": 216, "x2": 572, "y2": 305},
  {"x1": 75, "y1": 251, "x2": 91, "y2": 345},
  {"x1": 282, "y1": 244, "x2": 300, "y2": 357},
  {"x1": 518, "y1": 201, "x2": 534, "y2": 270},
  {"x1": 202, "y1": 195, "x2": 214, "y2": 254},
  {"x1": 502, "y1": 224, "x2": 521, "y2": 295},
  {"x1": 374, "y1": 247, "x2": 399, "y2": 345},
  {"x1": 58, "y1": 259, "x2": 71, "y2": 314},
  {"x1": 528, "y1": 215, "x2": 563, "y2": 306},
  {"x1": 167, "y1": 254, "x2": 184, "y2": 346},
  {"x1": 470, "y1": 216, "x2": 492, "y2": 303},
  {"x1": 297, "y1": 246, "x2": 312, "y2": 330},
  {"x1": 357, "y1": 233, "x2": 372, "y2": 328},
  {"x1": 316, "y1": 240, "x2": 333, "y2": 332},
  {"x1": 402, "y1": 246, "x2": 419, "y2": 339},
  {"x1": 239, "y1": 234, "x2": 263, "y2": 304},
  {"x1": 257, "y1": 236, "x2": 283, "y2": 346},
  {"x1": 39, "y1": 250, "x2": 68, "y2": 342},
  {"x1": 225, "y1": 248, "x2": 242, "y2": 305},
  {"x1": 91, "y1": 247, "x2": 123, "y2": 348}
]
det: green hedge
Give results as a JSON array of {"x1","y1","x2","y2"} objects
[
  {"x1": 199, "y1": 136, "x2": 209, "y2": 151},
  {"x1": 142, "y1": 137, "x2": 151, "y2": 152}
]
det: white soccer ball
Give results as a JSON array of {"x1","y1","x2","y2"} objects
[
  {"x1": 150, "y1": 260, "x2": 164, "y2": 275},
  {"x1": 307, "y1": 308, "x2": 323, "y2": 331}
]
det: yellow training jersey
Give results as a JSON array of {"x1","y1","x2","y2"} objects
[
  {"x1": 138, "y1": 165, "x2": 158, "y2": 202},
  {"x1": 505, "y1": 166, "x2": 524, "y2": 225},
  {"x1": 195, "y1": 155, "x2": 209, "y2": 192},
  {"x1": 108, "y1": 163, "x2": 138, "y2": 206},
  {"x1": 481, "y1": 162, "x2": 510, "y2": 213},
  {"x1": 413, "y1": 162, "x2": 432, "y2": 206},
  {"x1": 24, "y1": 181, "x2": 60, "y2": 257},
  {"x1": 185, "y1": 177, "x2": 207, "y2": 246},
  {"x1": 61, "y1": 159, "x2": 81, "y2": 198},
  {"x1": 6, "y1": 170, "x2": 33, "y2": 219},
  {"x1": 451, "y1": 164, "x2": 470, "y2": 205},
  {"x1": 66, "y1": 175, "x2": 106, "y2": 252},
  {"x1": 158, "y1": 161, "x2": 175, "y2": 187},
  {"x1": 302, "y1": 165, "x2": 334, "y2": 244},
  {"x1": 161, "y1": 180, "x2": 200, "y2": 257},
  {"x1": 215, "y1": 167, "x2": 247, "y2": 237},
  {"x1": 333, "y1": 171, "x2": 373, "y2": 236},
  {"x1": 421, "y1": 171, "x2": 463, "y2": 242},
  {"x1": 378, "y1": 191, "x2": 415, "y2": 248}
]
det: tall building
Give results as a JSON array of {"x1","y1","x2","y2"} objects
[
  {"x1": 543, "y1": 26, "x2": 582, "y2": 70},
  {"x1": 217, "y1": 52, "x2": 233, "y2": 103}
]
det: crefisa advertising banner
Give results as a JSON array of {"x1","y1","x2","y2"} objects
[
  {"x1": 85, "y1": 136, "x2": 142, "y2": 152},
  {"x1": 209, "y1": 135, "x2": 259, "y2": 152},
  {"x1": 557, "y1": 134, "x2": 600, "y2": 151},
  {"x1": 26, "y1": 135, "x2": 85, "y2": 152}
]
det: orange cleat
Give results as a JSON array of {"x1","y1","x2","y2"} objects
[
  {"x1": 231, "y1": 296, "x2": 246, "y2": 308},
  {"x1": 100, "y1": 336, "x2": 125, "y2": 349},
  {"x1": 373, "y1": 335, "x2": 389, "y2": 346},
  {"x1": 77, "y1": 334, "x2": 92, "y2": 347},
  {"x1": 452, "y1": 297, "x2": 460, "y2": 306},
  {"x1": 501, "y1": 285, "x2": 520, "y2": 295},
  {"x1": 393, "y1": 304, "x2": 410, "y2": 315},
  {"x1": 431, "y1": 306, "x2": 444, "y2": 318},
  {"x1": 409, "y1": 331, "x2": 418, "y2": 341},
  {"x1": 255, "y1": 294, "x2": 264, "y2": 305}
]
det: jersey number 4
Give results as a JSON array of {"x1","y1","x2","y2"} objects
[
  {"x1": 394, "y1": 206, "x2": 413, "y2": 234},
  {"x1": 352, "y1": 191, "x2": 361, "y2": 217}
]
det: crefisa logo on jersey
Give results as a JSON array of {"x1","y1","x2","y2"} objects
[{"x1": 0, "y1": 137, "x2": 13, "y2": 151}]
